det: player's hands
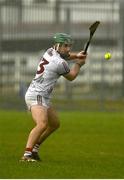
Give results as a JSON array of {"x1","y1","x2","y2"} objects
[
  {"x1": 69, "y1": 51, "x2": 87, "y2": 61},
  {"x1": 76, "y1": 51, "x2": 87, "y2": 59},
  {"x1": 76, "y1": 51, "x2": 87, "y2": 67}
]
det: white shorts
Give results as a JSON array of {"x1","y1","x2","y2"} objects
[{"x1": 25, "y1": 92, "x2": 51, "y2": 110}]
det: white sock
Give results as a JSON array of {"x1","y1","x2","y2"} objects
[
  {"x1": 24, "y1": 148, "x2": 32, "y2": 157},
  {"x1": 24, "y1": 151, "x2": 32, "y2": 157}
]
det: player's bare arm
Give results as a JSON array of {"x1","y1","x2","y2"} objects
[
  {"x1": 64, "y1": 55, "x2": 87, "y2": 81},
  {"x1": 68, "y1": 51, "x2": 87, "y2": 61}
]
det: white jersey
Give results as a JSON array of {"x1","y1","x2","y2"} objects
[{"x1": 26, "y1": 48, "x2": 70, "y2": 98}]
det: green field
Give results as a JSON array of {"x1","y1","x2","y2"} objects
[{"x1": 0, "y1": 110, "x2": 124, "y2": 179}]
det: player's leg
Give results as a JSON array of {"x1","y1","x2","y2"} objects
[
  {"x1": 21, "y1": 105, "x2": 48, "y2": 162},
  {"x1": 32, "y1": 106, "x2": 60, "y2": 160},
  {"x1": 39, "y1": 106, "x2": 60, "y2": 144}
]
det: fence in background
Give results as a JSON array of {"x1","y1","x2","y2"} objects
[{"x1": 0, "y1": 0, "x2": 124, "y2": 111}]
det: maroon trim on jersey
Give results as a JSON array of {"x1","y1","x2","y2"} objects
[{"x1": 62, "y1": 62, "x2": 70, "y2": 74}]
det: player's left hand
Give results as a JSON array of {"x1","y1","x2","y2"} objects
[
  {"x1": 68, "y1": 51, "x2": 87, "y2": 61},
  {"x1": 76, "y1": 51, "x2": 87, "y2": 59}
]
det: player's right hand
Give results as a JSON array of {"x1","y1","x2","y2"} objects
[
  {"x1": 76, "y1": 52, "x2": 87, "y2": 66},
  {"x1": 76, "y1": 51, "x2": 87, "y2": 59}
]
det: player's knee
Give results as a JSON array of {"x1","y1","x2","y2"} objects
[
  {"x1": 37, "y1": 120, "x2": 48, "y2": 131},
  {"x1": 51, "y1": 120, "x2": 60, "y2": 131}
]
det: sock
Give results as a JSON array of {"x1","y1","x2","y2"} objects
[
  {"x1": 24, "y1": 147, "x2": 32, "y2": 157},
  {"x1": 32, "y1": 144, "x2": 40, "y2": 153}
]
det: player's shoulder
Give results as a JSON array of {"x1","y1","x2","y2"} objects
[
  {"x1": 43, "y1": 48, "x2": 54, "y2": 56},
  {"x1": 43, "y1": 48, "x2": 56, "y2": 60},
  {"x1": 43, "y1": 47, "x2": 68, "y2": 65}
]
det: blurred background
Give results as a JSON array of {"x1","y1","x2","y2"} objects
[{"x1": 0, "y1": 0, "x2": 124, "y2": 111}]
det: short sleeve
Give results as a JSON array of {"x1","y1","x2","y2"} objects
[{"x1": 57, "y1": 61, "x2": 70, "y2": 75}]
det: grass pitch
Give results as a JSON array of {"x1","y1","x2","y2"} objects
[{"x1": 0, "y1": 110, "x2": 124, "y2": 179}]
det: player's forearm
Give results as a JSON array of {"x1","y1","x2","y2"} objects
[
  {"x1": 64, "y1": 55, "x2": 87, "y2": 81},
  {"x1": 70, "y1": 63, "x2": 81, "y2": 80},
  {"x1": 64, "y1": 63, "x2": 81, "y2": 81},
  {"x1": 69, "y1": 52, "x2": 87, "y2": 61},
  {"x1": 68, "y1": 52, "x2": 78, "y2": 60}
]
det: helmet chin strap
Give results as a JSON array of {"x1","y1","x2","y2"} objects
[
  {"x1": 53, "y1": 43, "x2": 60, "y2": 51},
  {"x1": 56, "y1": 43, "x2": 60, "y2": 51}
]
